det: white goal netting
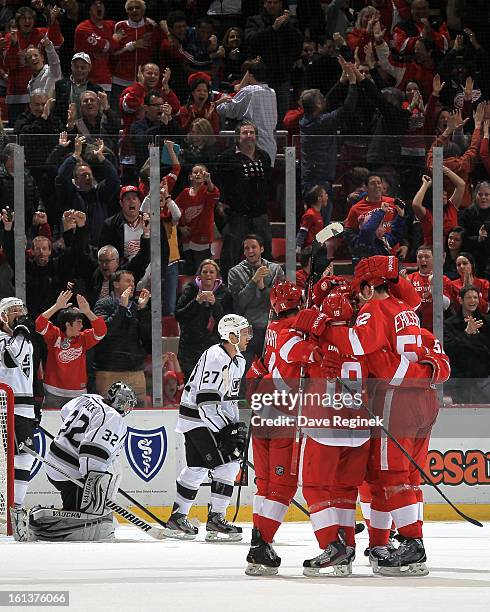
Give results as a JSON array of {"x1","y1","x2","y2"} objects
[{"x1": 0, "y1": 384, "x2": 13, "y2": 536}]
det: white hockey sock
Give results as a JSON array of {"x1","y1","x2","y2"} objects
[
  {"x1": 175, "y1": 466, "x2": 207, "y2": 515},
  {"x1": 14, "y1": 453, "x2": 35, "y2": 507}
]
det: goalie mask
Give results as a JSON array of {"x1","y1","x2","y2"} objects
[
  {"x1": 218, "y1": 314, "x2": 253, "y2": 345},
  {"x1": 270, "y1": 280, "x2": 302, "y2": 315},
  {"x1": 106, "y1": 381, "x2": 137, "y2": 415}
]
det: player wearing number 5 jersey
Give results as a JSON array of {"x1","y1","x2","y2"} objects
[{"x1": 295, "y1": 256, "x2": 449, "y2": 576}]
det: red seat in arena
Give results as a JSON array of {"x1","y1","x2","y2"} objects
[
  {"x1": 272, "y1": 238, "x2": 286, "y2": 263},
  {"x1": 162, "y1": 316, "x2": 180, "y2": 337}
]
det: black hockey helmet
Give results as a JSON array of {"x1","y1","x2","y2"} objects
[{"x1": 106, "y1": 381, "x2": 137, "y2": 416}]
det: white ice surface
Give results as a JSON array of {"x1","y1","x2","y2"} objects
[{"x1": 1, "y1": 522, "x2": 489, "y2": 612}]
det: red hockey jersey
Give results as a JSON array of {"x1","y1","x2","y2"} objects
[
  {"x1": 74, "y1": 19, "x2": 120, "y2": 89},
  {"x1": 177, "y1": 184, "x2": 220, "y2": 249},
  {"x1": 36, "y1": 315, "x2": 107, "y2": 397}
]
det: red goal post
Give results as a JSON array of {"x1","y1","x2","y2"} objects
[{"x1": 0, "y1": 383, "x2": 14, "y2": 536}]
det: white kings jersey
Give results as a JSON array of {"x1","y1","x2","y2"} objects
[
  {"x1": 45, "y1": 395, "x2": 127, "y2": 482},
  {"x1": 177, "y1": 343, "x2": 246, "y2": 434},
  {"x1": 0, "y1": 330, "x2": 34, "y2": 418}
]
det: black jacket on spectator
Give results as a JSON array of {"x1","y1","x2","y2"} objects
[
  {"x1": 458, "y1": 204, "x2": 490, "y2": 279},
  {"x1": 0, "y1": 163, "x2": 39, "y2": 241},
  {"x1": 98, "y1": 211, "x2": 169, "y2": 272},
  {"x1": 175, "y1": 280, "x2": 233, "y2": 379},
  {"x1": 14, "y1": 112, "x2": 64, "y2": 170},
  {"x1": 245, "y1": 10, "x2": 303, "y2": 83},
  {"x1": 444, "y1": 309, "x2": 490, "y2": 403},
  {"x1": 305, "y1": 54, "x2": 342, "y2": 96},
  {"x1": 53, "y1": 78, "x2": 103, "y2": 122},
  {"x1": 300, "y1": 83, "x2": 357, "y2": 192},
  {"x1": 56, "y1": 155, "x2": 120, "y2": 246},
  {"x1": 216, "y1": 146, "x2": 272, "y2": 218},
  {"x1": 3, "y1": 227, "x2": 82, "y2": 319},
  {"x1": 93, "y1": 296, "x2": 151, "y2": 371},
  {"x1": 130, "y1": 117, "x2": 182, "y2": 170}
]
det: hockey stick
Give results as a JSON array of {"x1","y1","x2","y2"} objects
[
  {"x1": 290, "y1": 223, "x2": 343, "y2": 475},
  {"x1": 38, "y1": 425, "x2": 169, "y2": 531},
  {"x1": 19, "y1": 442, "x2": 171, "y2": 539},
  {"x1": 336, "y1": 379, "x2": 483, "y2": 528}
]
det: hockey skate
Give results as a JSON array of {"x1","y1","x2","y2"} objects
[
  {"x1": 303, "y1": 536, "x2": 355, "y2": 578},
  {"x1": 245, "y1": 528, "x2": 281, "y2": 576},
  {"x1": 365, "y1": 530, "x2": 398, "y2": 560},
  {"x1": 373, "y1": 537, "x2": 429, "y2": 577},
  {"x1": 205, "y1": 507, "x2": 243, "y2": 542},
  {"x1": 164, "y1": 511, "x2": 198, "y2": 540}
]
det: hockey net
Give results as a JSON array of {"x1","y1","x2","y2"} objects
[{"x1": 0, "y1": 383, "x2": 14, "y2": 536}]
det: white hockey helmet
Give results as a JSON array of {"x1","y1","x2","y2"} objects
[
  {"x1": 106, "y1": 381, "x2": 137, "y2": 416},
  {"x1": 218, "y1": 314, "x2": 252, "y2": 345},
  {"x1": 0, "y1": 297, "x2": 27, "y2": 322}
]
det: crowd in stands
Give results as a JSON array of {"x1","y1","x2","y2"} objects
[{"x1": 0, "y1": 0, "x2": 489, "y2": 406}]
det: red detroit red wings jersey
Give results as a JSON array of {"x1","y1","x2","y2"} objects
[{"x1": 324, "y1": 294, "x2": 423, "y2": 361}]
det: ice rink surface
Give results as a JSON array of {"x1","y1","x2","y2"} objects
[{"x1": 1, "y1": 521, "x2": 489, "y2": 612}]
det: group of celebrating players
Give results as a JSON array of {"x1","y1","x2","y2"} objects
[{"x1": 2, "y1": 253, "x2": 450, "y2": 579}]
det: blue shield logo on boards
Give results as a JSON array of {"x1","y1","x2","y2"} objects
[
  {"x1": 29, "y1": 429, "x2": 46, "y2": 480},
  {"x1": 125, "y1": 426, "x2": 167, "y2": 482}
]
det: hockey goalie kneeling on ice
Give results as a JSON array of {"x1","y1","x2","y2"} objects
[
  {"x1": 166, "y1": 314, "x2": 251, "y2": 542},
  {"x1": 11, "y1": 382, "x2": 137, "y2": 542}
]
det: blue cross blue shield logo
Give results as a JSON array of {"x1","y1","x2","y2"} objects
[
  {"x1": 29, "y1": 429, "x2": 47, "y2": 480},
  {"x1": 125, "y1": 426, "x2": 167, "y2": 483}
]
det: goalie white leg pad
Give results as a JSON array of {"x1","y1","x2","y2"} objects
[
  {"x1": 10, "y1": 507, "x2": 30, "y2": 542},
  {"x1": 81, "y1": 471, "x2": 115, "y2": 516},
  {"x1": 28, "y1": 507, "x2": 115, "y2": 541}
]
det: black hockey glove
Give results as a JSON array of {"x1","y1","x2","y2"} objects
[
  {"x1": 12, "y1": 315, "x2": 34, "y2": 339},
  {"x1": 218, "y1": 421, "x2": 247, "y2": 459}
]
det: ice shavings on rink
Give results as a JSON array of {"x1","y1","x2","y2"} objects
[{"x1": 1, "y1": 522, "x2": 489, "y2": 612}]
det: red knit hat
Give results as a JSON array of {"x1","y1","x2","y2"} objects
[{"x1": 188, "y1": 72, "x2": 211, "y2": 88}]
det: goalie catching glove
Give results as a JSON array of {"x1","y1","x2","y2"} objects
[{"x1": 218, "y1": 421, "x2": 247, "y2": 460}]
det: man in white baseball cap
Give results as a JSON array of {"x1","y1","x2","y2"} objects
[{"x1": 53, "y1": 51, "x2": 103, "y2": 122}]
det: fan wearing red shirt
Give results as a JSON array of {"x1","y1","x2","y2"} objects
[
  {"x1": 296, "y1": 185, "x2": 327, "y2": 252},
  {"x1": 412, "y1": 170, "x2": 465, "y2": 246},
  {"x1": 344, "y1": 174, "x2": 406, "y2": 260},
  {"x1": 74, "y1": 0, "x2": 122, "y2": 91},
  {"x1": 35, "y1": 290, "x2": 107, "y2": 409},
  {"x1": 4, "y1": 5, "x2": 64, "y2": 126},
  {"x1": 177, "y1": 164, "x2": 220, "y2": 274}
]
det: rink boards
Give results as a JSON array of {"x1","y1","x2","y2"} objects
[{"x1": 26, "y1": 406, "x2": 490, "y2": 521}]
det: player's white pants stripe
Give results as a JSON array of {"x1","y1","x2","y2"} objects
[
  {"x1": 253, "y1": 495, "x2": 265, "y2": 516},
  {"x1": 260, "y1": 499, "x2": 288, "y2": 523},
  {"x1": 418, "y1": 501, "x2": 424, "y2": 521},
  {"x1": 360, "y1": 500, "x2": 371, "y2": 521},
  {"x1": 380, "y1": 390, "x2": 394, "y2": 471},
  {"x1": 391, "y1": 503, "x2": 419, "y2": 528},
  {"x1": 310, "y1": 506, "x2": 336, "y2": 531},
  {"x1": 337, "y1": 507, "x2": 356, "y2": 527},
  {"x1": 370, "y1": 508, "x2": 392, "y2": 530}
]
